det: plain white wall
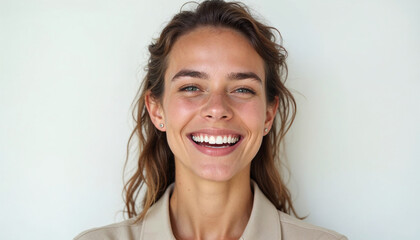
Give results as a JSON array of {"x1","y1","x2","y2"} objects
[{"x1": 0, "y1": 0, "x2": 418, "y2": 239}]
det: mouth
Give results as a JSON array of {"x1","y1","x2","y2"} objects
[{"x1": 190, "y1": 133, "x2": 241, "y2": 148}]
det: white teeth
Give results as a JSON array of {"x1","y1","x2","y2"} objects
[{"x1": 192, "y1": 134, "x2": 240, "y2": 145}]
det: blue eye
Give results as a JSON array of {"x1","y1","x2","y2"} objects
[
  {"x1": 180, "y1": 85, "x2": 200, "y2": 92},
  {"x1": 235, "y1": 88, "x2": 255, "y2": 94}
]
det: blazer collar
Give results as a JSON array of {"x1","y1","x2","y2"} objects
[
  {"x1": 241, "y1": 181, "x2": 282, "y2": 240},
  {"x1": 141, "y1": 181, "x2": 281, "y2": 240},
  {"x1": 140, "y1": 184, "x2": 176, "y2": 240}
]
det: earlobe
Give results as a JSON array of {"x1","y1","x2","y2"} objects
[
  {"x1": 264, "y1": 96, "x2": 279, "y2": 135},
  {"x1": 145, "y1": 92, "x2": 166, "y2": 131}
]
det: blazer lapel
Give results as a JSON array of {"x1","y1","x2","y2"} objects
[
  {"x1": 240, "y1": 181, "x2": 282, "y2": 240},
  {"x1": 140, "y1": 184, "x2": 176, "y2": 240}
]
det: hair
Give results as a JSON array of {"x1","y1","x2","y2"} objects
[{"x1": 124, "y1": 0, "x2": 299, "y2": 221}]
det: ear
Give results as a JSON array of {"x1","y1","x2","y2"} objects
[
  {"x1": 264, "y1": 96, "x2": 279, "y2": 135},
  {"x1": 145, "y1": 91, "x2": 166, "y2": 132}
]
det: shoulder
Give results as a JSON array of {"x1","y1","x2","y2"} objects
[
  {"x1": 73, "y1": 218, "x2": 142, "y2": 240},
  {"x1": 278, "y1": 211, "x2": 348, "y2": 240}
]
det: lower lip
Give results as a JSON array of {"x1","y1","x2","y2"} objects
[{"x1": 189, "y1": 136, "x2": 242, "y2": 157}]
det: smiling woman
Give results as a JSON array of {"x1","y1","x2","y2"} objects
[
  {"x1": 74, "y1": 1, "x2": 347, "y2": 239},
  {"x1": 155, "y1": 27, "x2": 271, "y2": 182}
]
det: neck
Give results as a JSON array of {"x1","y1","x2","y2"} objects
[{"x1": 169, "y1": 170, "x2": 253, "y2": 240}]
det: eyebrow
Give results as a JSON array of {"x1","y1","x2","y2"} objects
[
  {"x1": 172, "y1": 69, "x2": 262, "y2": 84},
  {"x1": 172, "y1": 69, "x2": 209, "y2": 81},
  {"x1": 227, "y1": 72, "x2": 262, "y2": 83}
]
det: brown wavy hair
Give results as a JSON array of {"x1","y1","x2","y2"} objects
[{"x1": 124, "y1": 0, "x2": 299, "y2": 221}]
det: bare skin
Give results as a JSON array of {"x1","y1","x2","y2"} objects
[
  {"x1": 169, "y1": 165, "x2": 253, "y2": 240},
  {"x1": 146, "y1": 27, "x2": 277, "y2": 240}
]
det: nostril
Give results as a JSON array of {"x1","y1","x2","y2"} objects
[
  {"x1": 201, "y1": 96, "x2": 233, "y2": 120},
  {"x1": 205, "y1": 114, "x2": 228, "y2": 119}
]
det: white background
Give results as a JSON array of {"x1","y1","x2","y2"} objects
[{"x1": 0, "y1": 0, "x2": 419, "y2": 239}]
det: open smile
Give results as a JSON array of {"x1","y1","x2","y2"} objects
[
  {"x1": 188, "y1": 132, "x2": 243, "y2": 156},
  {"x1": 191, "y1": 133, "x2": 241, "y2": 148}
]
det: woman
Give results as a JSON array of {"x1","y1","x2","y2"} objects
[{"x1": 75, "y1": 0, "x2": 347, "y2": 239}]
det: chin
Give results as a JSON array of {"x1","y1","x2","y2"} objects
[{"x1": 193, "y1": 163, "x2": 245, "y2": 182}]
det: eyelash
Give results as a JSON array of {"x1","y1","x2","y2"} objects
[
  {"x1": 179, "y1": 85, "x2": 201, "y2": 92},
  {"x1": 179, "y1": 85, "x2": 256, "y2": 95},
  {"x1": 234, "y1": 87, "x2": 256, "y2": 95}
]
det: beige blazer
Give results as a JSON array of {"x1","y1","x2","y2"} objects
[{"x1": 74, "y1": 182, "x2": 347, "y2": 240}]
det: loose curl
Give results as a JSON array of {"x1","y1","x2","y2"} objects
[{"x1": 124, "y1": 0, "x2": 299, "y2": 221}]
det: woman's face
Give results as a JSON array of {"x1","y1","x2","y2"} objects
[{"x1": 148, "y1": 27, "x2": 277, "y2": 182}]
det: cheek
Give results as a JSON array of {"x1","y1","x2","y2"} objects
[
  {"x1": 232, "y1": 99, "x2": 267, "y2": 128},
  {"x1": 164, "y1": 96, "x2": 202, "y2": 125}
]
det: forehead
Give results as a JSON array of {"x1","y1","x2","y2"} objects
[{"x1": 165, "y1": 26, "x2": 265, "y2": 82}]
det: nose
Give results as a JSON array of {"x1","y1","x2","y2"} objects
[{"x1": 200, "y1": 93, "x2": 233, "y2": 121}]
